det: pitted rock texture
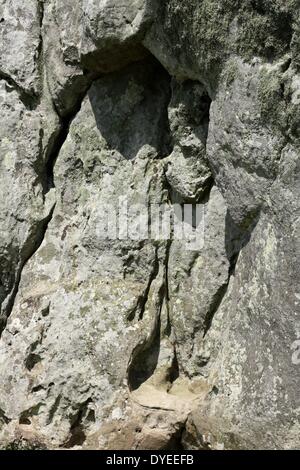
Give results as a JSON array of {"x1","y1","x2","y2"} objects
[{"x1": 0, "y1": 0, "x2": 299, "y2": 450}]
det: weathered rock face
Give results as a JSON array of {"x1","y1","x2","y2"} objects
[{"x1": 0, "y1": 0, "x2": 299, "y2": 450}]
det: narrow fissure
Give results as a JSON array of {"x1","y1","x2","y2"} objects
[
  {"x1": 138, "y1": 247, "x2": 160, "y2": 321},
  {"x1": 127, "y1": 240, "x2": 176, "y2": 391},
  {"x1": 126, "y1": 85, "x2": 215, "y2": 388},
  {"x1": 127, "y1": 311, "x2": 162, "y2": 392},
  {"x1": 0, "y1": 84, "x2": 88, "y2": 336},
  {"x1": 202, "y1": 278, "x2": 231, "y2": 338},
  {"x1": 168, "y1": 345, "x2": 180, "y2": 384},
  {"x1": 0, "y1": 204, "x2": 55, "y2": 336},
  {"x1": 164, "y1": 421, "x2": 187, "y2": 450},
  {"x1": 202, "y1": 242, "x2": 241, "y2": 338},
  {"x1": 42, "y1": 85, "x2": 91, "y2": 193},
  {"x1": 202, "y1": 210, "x2": 258, "y2": 338},
  {"x1": 163, "y1": 239, "x2": 172, "y2": 336}
]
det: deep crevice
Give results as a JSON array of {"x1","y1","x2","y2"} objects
[
  {"x1": 127, "y1": 238, "x2": 174, "y2": 391},
  {"x1": 127, "y1": 303, "x2": 162, "y2": 392},
  {"x1": 202, "y1": 246, "x2": 240, "y2": 338},
  {"x1": 202, "y1": 210, "x2": 259, "y2": 338},
  {"x1": 0, "y1": 77, "x2": 90, "y2": 335},
  {"x1": 0, "y1": 3, "x2": 89, "y2": 338},
  {"x1": 0, "y1": 83, "x2": 87, "y2": 337},
  {"x1": 138, "y1": 247, "x2": 160, "y2": 321},
  {"x1": 42, "y1": 87, "x2": 90, "y2": 193},
  {"x1": 202, "y1": 272, "x2": 233, "y2": 338},
  {"x1": 0, "y1": 204, "x2": 55, "y2": 337},
  {"x1": 164, "y1": 422, "x2": 186, "y2": 450},
  {"x1": 168, "y1": 346, "x2": 180, "y2": 384},
  {"x1": 163, "y1": 240, "x2": 172, "y2": 337},
  {"x1": 127, "y1": 252, "x2": 168, "y2": 391}
]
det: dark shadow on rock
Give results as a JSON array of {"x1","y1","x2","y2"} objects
[
  {"x1": 88, "y1": 57, "x2": 172, "y2": 160},
  {"x1": 225, "y1": 209, "x2": 260, "y2": 274},
  {"x1": 127, "y1": 319, "x2": 161, "y2": 391},
  {"x1": 203, "y1": 209, "x2": 260, "y2": 336}
]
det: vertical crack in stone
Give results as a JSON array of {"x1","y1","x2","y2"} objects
[
  {"x1": 202, "y1": 251, "x2": 239, "y2": 338},
  {"x1": 127, "y1": 242, "x2": 178, "y2": 391},
  {"x1": 127, "y1": 265, "x2": 165, "y2": 391},
  {"x1": 163, "y1": 239, "x2": 172, "y2": 336},
  {"x1": 43, "y1": 75, "x2": 93, "y2": 193},
  {"x1": 0, "y1": 87, "x2": 88, "y2": 336},
  {"x1": 202, "y1": 210, "x2": 259, "y2": 338},
  {"x1": 126, "y1": 79, "x2": 213, "y2": 392},
  {"x1": 138, "y1": 246, "x2": 160, "y2": 321},
  {"x1": 127, "y1": 243, "x2": 173, "y2": 391},
  {"x1": 0, "y1": 204, "x2": 55, "y2": 336}
]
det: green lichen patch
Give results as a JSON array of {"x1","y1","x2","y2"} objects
[
  {"x1": 258, "y1": 61, "x2": 300, "y2": 139},
  {"x1": 236, "y1": 1, "x2": 295, "y2": 61},
  {"x1": 221, "y1": 58, "x2": 241, "y2": 86},
  {"x1": 156, "y1": 0, "x2": 297, "y2": 88}
]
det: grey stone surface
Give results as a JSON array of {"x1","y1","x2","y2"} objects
[
  {"x1": 0, "y1": 0, "x2": 41, "y2": 96},
  {"x1": 0, "y1": 0, "x2": 299, "y2": 450}
]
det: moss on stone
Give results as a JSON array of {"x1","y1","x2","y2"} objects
[
  {"x1": 291, "y1": 19, "x2": 300, "y2": 68},
  {"x1": 258, "y1": 61, "x2": 300, "y2": 140},
  {"x1": 3, "y1": 438, "x2": 47, "y2": 450},
  {"x1": 258, "y1": 67, "x2": 285, "y2": 126},
  {"x1": 236, "y1": 1, "x2": 294, "y2": 61},
  {"x1": 221, "y1": 59, "x2": 240, "y2": 86},
  {"x1": 157, "y1": 0, "x2": 296, "y2": 88}
]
